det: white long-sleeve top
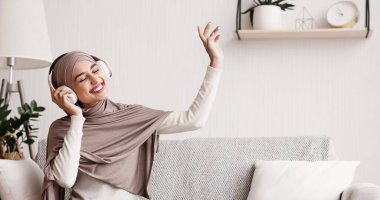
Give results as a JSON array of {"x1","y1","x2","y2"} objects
[{"x1": 50, "y1": 66, "x2": 223, "y2": 199}]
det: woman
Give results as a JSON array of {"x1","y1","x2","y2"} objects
[{"x1": 42, "y1": 22, "x2": 224, "y2": 200}]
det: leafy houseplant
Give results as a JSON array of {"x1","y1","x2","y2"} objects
[
  {"x1": 0, "y1": 98, "x2": 45, "y2": 160},
  {"x1": 242, "y1": 0, "x2": 295, "y2": 29}
]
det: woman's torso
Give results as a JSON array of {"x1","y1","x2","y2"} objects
[{"x1": 70, "y1": 170, "x2": 148, "y2": 200}]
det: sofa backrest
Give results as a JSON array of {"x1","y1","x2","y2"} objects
[{"x1": 36, "y1": 136, "x2": 331, "y2": 200}]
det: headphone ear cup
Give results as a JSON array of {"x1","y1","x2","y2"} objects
[
  {"x1": 61, "y1": 86, "x2": 78, "y2": 105},
  {"x1": 68, "y1": 91, "x2": 78, "y2": 105},
  {"x1": 96, "y1": 60, "x2": 112, "y2": 78},
  {"x1": 48, "y1": 72, "x2": 77, "y2": 104}
]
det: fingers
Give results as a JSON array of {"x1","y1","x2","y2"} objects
[
  {"x1": 57, "y1": 92, "x2": 72, "y2": 106},
  {"x1": 197, "y1": 26, "x2": 206, "y2": 43},
  {"x1": 203, "y1": 22, "x2": 211, "y2": 38},
  {"x1": 51, "y1": 86, "x2": 73, "y2": 105},
  {"x1": 209, "y1": 26, "x2": 220, "y2": 41},
  {"x1": 215, "y1": 35, "x2": 221, "y2": 43},
  {"x1": 198, "y1": 22, "x2": 221, "y2": 44}
]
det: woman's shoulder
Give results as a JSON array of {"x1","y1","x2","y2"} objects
[
  {"x1": 49, "y1": 116, "x2": 71, "y2": 130},
  {"x1": 46, "y1": 116, "x2": 72, "y2": 145},
  {"x1": 112, "y1": 101, "x2": 140, "y2": 109}
]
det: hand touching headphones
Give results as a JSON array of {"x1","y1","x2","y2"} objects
[{"x1": 48, "y1": 53, "x2": 112, "y2": 104}]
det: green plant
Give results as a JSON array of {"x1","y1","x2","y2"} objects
[
  {"x1": 242, "y1": 0, "x2": 295, "y2": 26},
  {"x1": 0, "y1": 98, "x2": 45, "y2": 153}
]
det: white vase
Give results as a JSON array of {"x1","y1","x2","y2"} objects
[{"x1": 253, "y1": 5, "x2": 283, "y2": 30}]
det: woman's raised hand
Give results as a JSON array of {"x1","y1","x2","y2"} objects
[
  {"x1": 197, "y1": 22, "x2": 224, "y2": 68},
  {"x1": 50, "y1": 86, "x2": 82, "y2": 116}
]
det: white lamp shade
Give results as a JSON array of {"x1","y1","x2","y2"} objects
[{"x1": 0, "y1": 0, "x2": 52, "y2": 69}]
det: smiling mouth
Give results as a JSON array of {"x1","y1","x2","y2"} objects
[{"x1": 90, "y1": 82, "x2": 105, "y2": 93}]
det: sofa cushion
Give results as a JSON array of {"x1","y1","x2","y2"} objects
[
  {"x1": 151, "y1": 136, "x2": 331, "y2": 200},
  {"x1": 246, "y1": 160, "x2": 359, "y2": 200},
  {"x1": 36, "y1": 136, "x2": 331, "y2": 200},
  {"x1": 0, "y1": 158, "x2": 44, "y2": 200}
]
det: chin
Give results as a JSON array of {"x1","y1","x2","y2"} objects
[
  {"x1": 99, "y1": 89, "x2": 109, "y2": 99},
  {"x1": 99, "y1": 95, "x2": 108, "y2": 100}
]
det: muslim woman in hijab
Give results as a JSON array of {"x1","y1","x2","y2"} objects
[{"x1": 42, "y1": 22, "x2": 224, "y2": 200}]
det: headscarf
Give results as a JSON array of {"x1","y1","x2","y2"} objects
[
  {"x1": 42, "y1": 51, "x2": 172, "y2": 199},
  {"x1": 51, "y1": 50, "x2": 97, "y2": 90}
]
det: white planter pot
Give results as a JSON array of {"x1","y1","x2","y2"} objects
[{"x1": 253, "y1": 5, "x2": 283, "y2": 30}]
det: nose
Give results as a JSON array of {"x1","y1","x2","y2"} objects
[{"x1": 88, "y1": 74, "x2": 101, "y2": 84}]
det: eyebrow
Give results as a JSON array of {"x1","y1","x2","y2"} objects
[{"x1": 74, "y1": 63, "x2": 97, "y2": 81}]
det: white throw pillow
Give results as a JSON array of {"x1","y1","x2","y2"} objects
[
  {"x1": 247, "y1": 160, "x2": 360, "y2": 200},
  {"x1": 0, "y1": 158, "x2": 44, "y2": 200}
]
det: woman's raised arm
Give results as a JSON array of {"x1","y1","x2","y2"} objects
[{"x1": 157, "y1": 22, "x2": 224, "y2": 134}]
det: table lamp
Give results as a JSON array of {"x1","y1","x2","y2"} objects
[{"x1": 0, "y1": 0, "x2": 52, "y2": 158}]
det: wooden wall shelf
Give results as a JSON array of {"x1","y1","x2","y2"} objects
[
  {"x1": 237, "y1": 28, "x2": 373, "y2": 40},
  {"x1": 236, "y1": 0, "x2": 372, "y2": 40}
]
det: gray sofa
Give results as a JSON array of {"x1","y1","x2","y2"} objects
[{"x1": 35, "y1": 136, "x2": 380, "y2": 200}]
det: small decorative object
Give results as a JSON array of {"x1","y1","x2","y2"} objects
[
  {"x1": 326, "y1": 1, "x2": 360, "y2": 28},
  {"x1": 1, "y1": 133, "x2": 24, "y2": 160},
  {"x1": 0, "y1": 98, "x2": 45, "y2": 160},
  {"x1": 295, "y1": 7, "x2": 318, "y2": 30},
  {"x1": 242, "y1": 0, "x2": 295, "y2": 30}
]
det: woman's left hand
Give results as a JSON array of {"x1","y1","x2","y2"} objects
[{"x1": 197, "y1": 22, "x2": 224, "y2": 68}]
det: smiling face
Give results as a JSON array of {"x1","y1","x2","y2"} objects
[{"x1": 72, "y1": 60, "x2": 108, "y2": 108}]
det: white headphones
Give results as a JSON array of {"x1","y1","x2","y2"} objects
[{"x1": 48, "y1": 53, "x2": 112, "y2": 104}]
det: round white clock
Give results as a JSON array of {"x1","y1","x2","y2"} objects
[{"x1": 326, "y1": 1, "x2": 360, "y2": 28}]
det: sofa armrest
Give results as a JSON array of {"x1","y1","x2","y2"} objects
[{"x1": 342, "y1": 183, "x2": 380, "y2": 200}]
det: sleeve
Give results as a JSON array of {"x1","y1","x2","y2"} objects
[
  {"x1": 51, "y1": 115, "x2": 85, "y2": 188},
  {"x1": 157, "y1": 65, "x2": 223, "y2": 134},
  {"x1": 342, "y1": 183, "x2": 380, "y2": 200}
]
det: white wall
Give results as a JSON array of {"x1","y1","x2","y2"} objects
[{"x1": 1, "y1": 0, "x2": 379, "y2": 185}]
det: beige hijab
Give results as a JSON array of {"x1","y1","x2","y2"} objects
[
  {"x1": 50, "y1": 50, "x2": 96, "y2": 90},
  {"x1": 42, "y1": 51, "x2": 172, "y2": 199}
]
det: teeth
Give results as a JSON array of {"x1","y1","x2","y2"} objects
[{"x1": 92, "y1": 84, "x2": 103, "y2": 92}]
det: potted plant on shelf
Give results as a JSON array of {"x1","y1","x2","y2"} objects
[
  {"x1": 0, "y1": 98, "x2": 45, "y2": 160},
  {"x1": 242, "y1": 0, "x2": 295, "y2": 30}
]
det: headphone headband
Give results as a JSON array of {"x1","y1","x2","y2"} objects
[
  {"x1": 49, "y1": 53, "x2": 66, "y2": 74},
  {"x1": 48, "y1": 53, "x2": 102, "y2": 75}
]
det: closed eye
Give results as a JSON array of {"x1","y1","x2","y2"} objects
[
  {"x1": 79, "y1": 77, "x2": 87, "y2": 83},
  {"x1": 79, "y1": 69, "x2": 100, "y2": 83}
]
